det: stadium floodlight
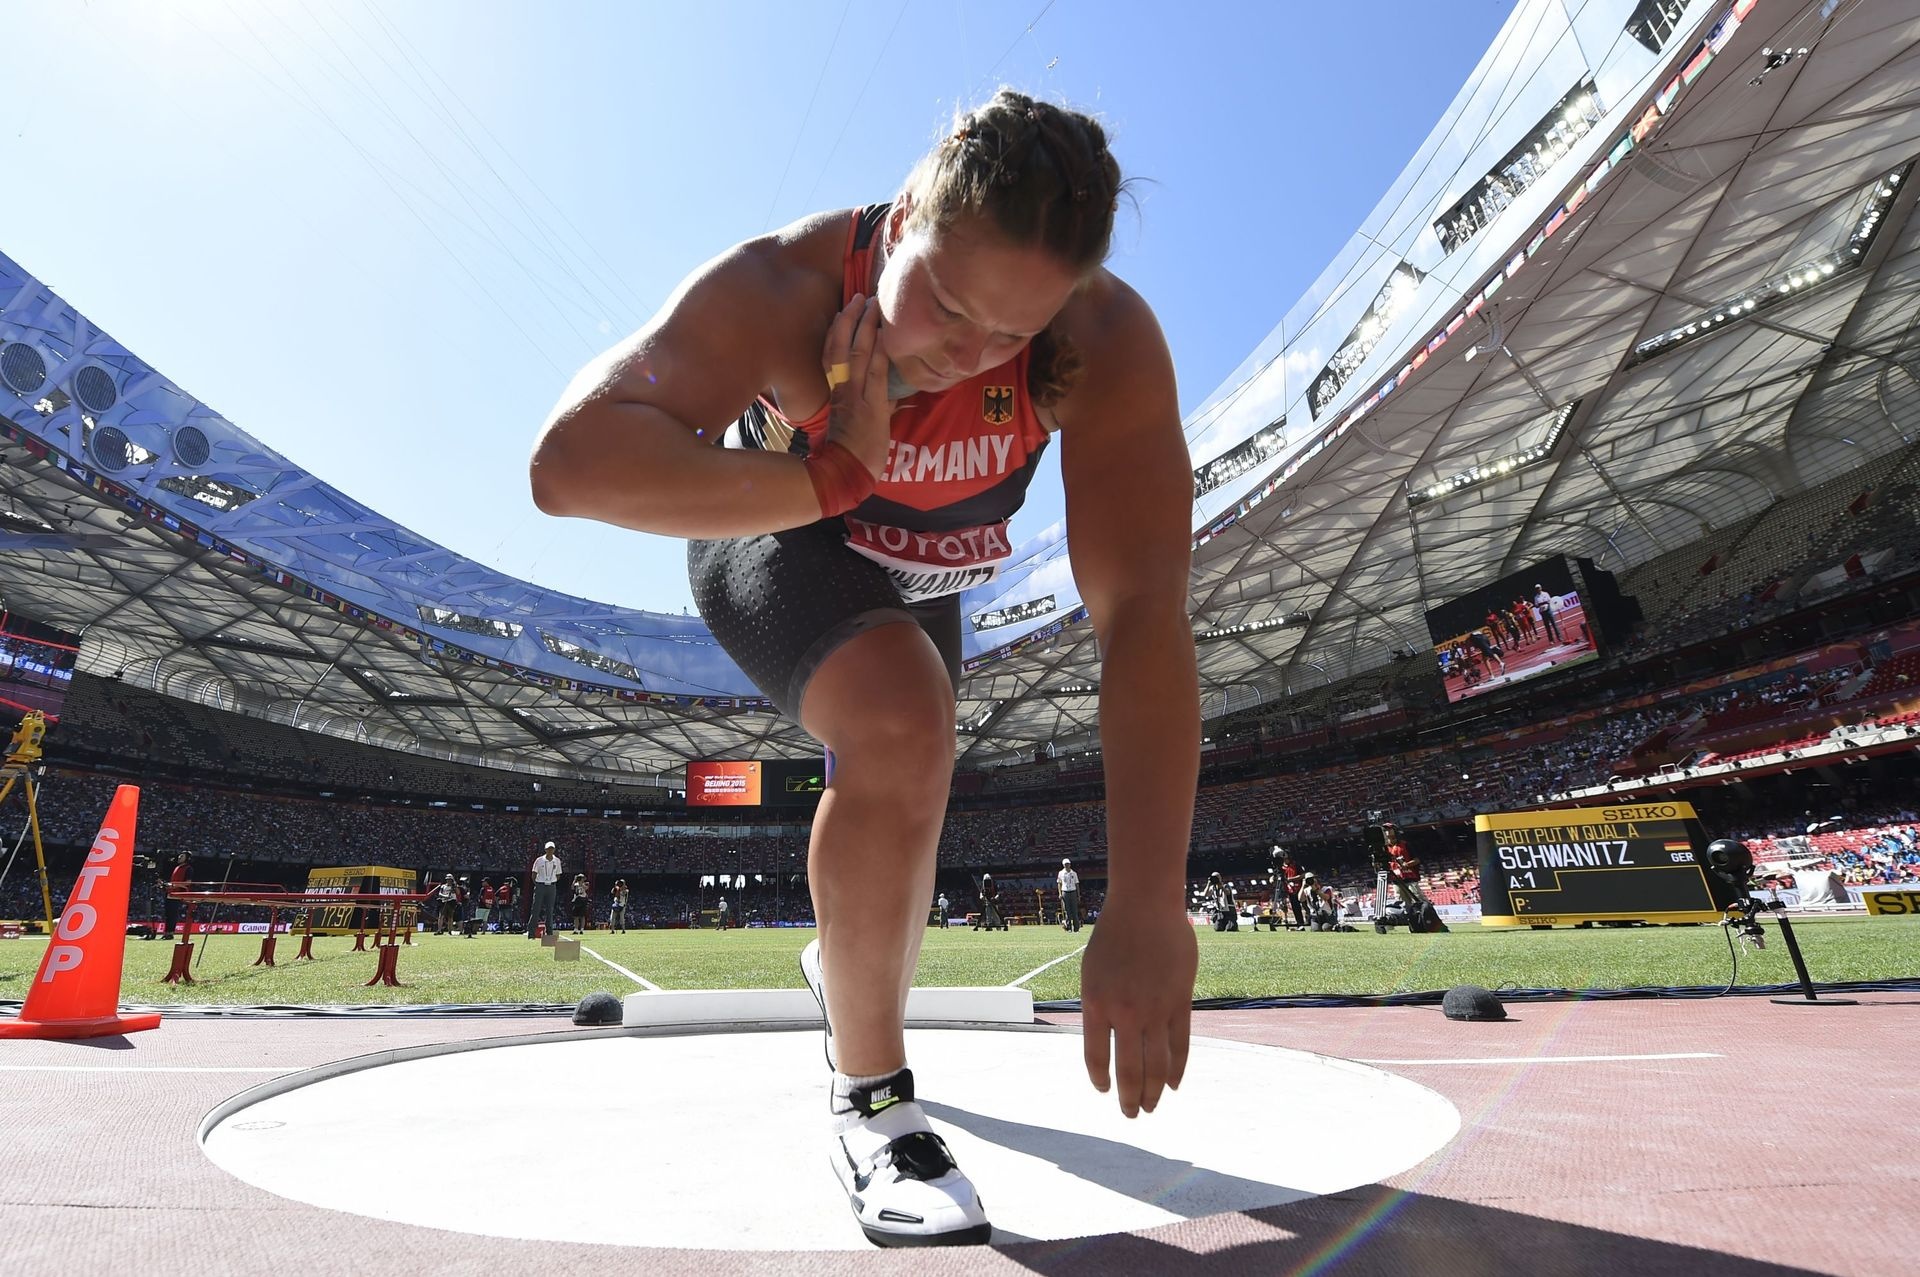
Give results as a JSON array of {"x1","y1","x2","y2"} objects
[
  {"x1": 538, "y1": 630, "x2": 642, "y2": 685},
  {"x1": 1629, "y1": 163, "x2": 1911, "y2": 368},
  {"x1": 1408, "y1": 402, "x2": 1577, "y2": 508},
  {"x1": 970, "y1": 595, "x2": 1056, "y2": 633},
  {"x1": 1195, "y1": 612, "x2": 1312, "y2": 644},
  {"x1": 421, "y1": 607, "x2": 523, "y2": 641}
]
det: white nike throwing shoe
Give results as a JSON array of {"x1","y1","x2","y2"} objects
[{"x1": 831, "y1": 1068, "x2": 992, "y2": 1247}]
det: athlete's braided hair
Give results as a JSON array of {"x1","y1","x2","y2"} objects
[{"x1": 899, "y1": 90, "x2": 1129, "y2": 407}]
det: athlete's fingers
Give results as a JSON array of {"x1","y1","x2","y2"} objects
[
  {"x1": 1168, "y1": 1009, "x2": 1191, "y2": 1092},
  {"x1": 848, "y1": 296, "x2": 880, "y2": 378},
  {"x1": 822, "y1": 292, "x2": 866, "y2": 377},
  {"x1": 1111, "y1": 1019, "x2": 1145, "y2": 1119},
  {"x1": 831, "y1": 293, "x2": 863, "y2": 359},
  {"x1": 1139, "y1": 1024, "x2": 1171, "y2": 1115},
  {"x1": 863, "y1": 311, "x2": 892, "y2": 402},
  {"x1": 1082, "y1": 1005, "x2": 1112, "y2": 1096}
]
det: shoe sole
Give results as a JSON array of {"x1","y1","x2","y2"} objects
[{"x1": 860, "y1": 1220, "x2": 993, "y2": 1248}]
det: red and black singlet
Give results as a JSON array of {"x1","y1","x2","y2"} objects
[{"x1": 728, "y1": 204, "x2": 1052, "y2": 602}]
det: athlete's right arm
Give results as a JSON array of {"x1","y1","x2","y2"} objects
[{"x1": 529, "y1": 242, "x2": 884, "y2": 539}]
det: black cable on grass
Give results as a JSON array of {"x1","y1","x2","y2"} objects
[
  {"x1": 3, "y1": 983, "x2": 1912, "y2": 1018},
  {"x1": 0, "y1": 1001, "x2": 581, "y2": 1018},
  {"x1": 1035, "y1": 976, "x2": 1920, "y2": 1013}
]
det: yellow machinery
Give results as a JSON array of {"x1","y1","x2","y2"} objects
[{"x1": 0, "y1": 711, "x2": 54, "y2": 930}]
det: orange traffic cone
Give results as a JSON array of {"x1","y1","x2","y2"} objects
[{"x1": 0, "y1": 785, "x2": 161, "y2": 1040}]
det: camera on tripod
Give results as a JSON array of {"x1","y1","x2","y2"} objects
[
  {"x1": 1363, "y1": 811, "x2": 1393, "y2": 873},
  {"x1": 1702, "y1": 837, "x2": 1853, "y2": 1005},
  {"x1": 1367, "y1": 814, "x2": 1448, "y2": 934},
  {"x1": 1706, "y1": 838, "x2": 1772, "y2": 948},
  {"x1": 1723, "y1": 897, "x2": 1773, "y2": 949}
]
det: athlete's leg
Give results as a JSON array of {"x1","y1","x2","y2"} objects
[{"x1": 800, "y1": 622, "x2": 955, "y2": 1078}]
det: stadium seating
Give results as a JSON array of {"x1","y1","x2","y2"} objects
[{"x1": 18, "y1": 476, "x2": 1920, "y2": 919}]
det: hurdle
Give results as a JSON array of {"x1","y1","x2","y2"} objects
[{"x1": 166, "y1": 887, "x2": 431, "y2": 988}]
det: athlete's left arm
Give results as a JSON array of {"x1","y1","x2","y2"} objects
[{"x1": 1055, "y1": 279, "x2": 1200, "y2": 1118}]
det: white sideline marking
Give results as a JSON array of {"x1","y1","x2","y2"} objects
[
  {"x1": 1357, "y1": 1052, "x2": 1723, "y2": 1066},
  {"x1": 1008, "y1": 944, "x2": 1087, "y2": 989},
  {"x1": 580, "y1": 946, "x2": 660, "y2": 991},
  {"x1": 0, "y1": 1065, "x2": 299, "y2": 1074}
]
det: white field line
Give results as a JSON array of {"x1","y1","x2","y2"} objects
[
  {"x1": 1007, "y1": 943, "x2": 1088, "y2": 989},
  {"x1": 1357, "y1": 1052, "x2": 1723, "y2": 1066},
  {"x1": 580, "y1": 945, "x2": 660, "y2": 991}
]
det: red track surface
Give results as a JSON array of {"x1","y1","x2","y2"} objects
[{"x1": 2, "y1": 994, "x2": 1914, "y2": 1274}]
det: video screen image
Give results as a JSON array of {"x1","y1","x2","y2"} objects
[
  {"x1": 685, "y1": 758, "x2": 825, "y2": 808},
  {"x1": 1425, "y1": 558, "x2": 1600, "y2": 705},
  {"x1": 0, "y1": 613, "x2": 82, "y2": 723},
  {"x1": 686, "y1": 760, "x2": 761, "y2": 807}
]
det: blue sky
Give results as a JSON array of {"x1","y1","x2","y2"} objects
[{"x1": 6, "y1": 0, "x2": 1514, "y2": 616}]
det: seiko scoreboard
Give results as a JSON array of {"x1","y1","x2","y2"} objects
[{"x1": 1477, "y1": 802, "x2": 1732, "y2": 926}]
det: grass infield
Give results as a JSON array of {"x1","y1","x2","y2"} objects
[{"x1": 1, "y1": 916, "x2": 1914, "y2": 1008}]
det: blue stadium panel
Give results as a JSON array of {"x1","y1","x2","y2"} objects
[{"x1": 0, "y1": 249, "x2": 764, "y2": 704}]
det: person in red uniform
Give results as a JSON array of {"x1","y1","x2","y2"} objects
[
  {"x1": 163, "y1": 852, "x2": 190, "y2": 940},
  {"x1": 494, "y1": 875, "x2": 515, "y2": 933},
  {"x1": 531, "y1": 90, "x2": 1197, "y2": 1246},
  {"x1": 1385, "y1": 822, "x2": 1428, "y2": 913},
  {"x1": 1274, "y1": 845, "x2": 1306, "y2": 929}
]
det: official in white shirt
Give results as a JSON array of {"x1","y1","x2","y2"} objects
[
  {"x1": 527, "y1": 841, "x2": 563, "y2": 938},
  {"x1": 1057, "y1": 858, "x2": 1082, "y2": 932}
]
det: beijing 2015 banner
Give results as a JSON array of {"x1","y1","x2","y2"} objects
[{"x1": 686, "y1": 761, "x2": 762, "y2": 807}]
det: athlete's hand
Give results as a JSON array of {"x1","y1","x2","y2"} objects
[
  {"x1": 821, "y1": 293, "x2": 894, "y2": 478},
  {"x1": 1079, "y1": 895, "x2": 1197, "y2": 1118}
]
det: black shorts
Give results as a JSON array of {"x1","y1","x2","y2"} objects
[{"x1": 689, "y1": 519, "x2": 962, "y2": 723}]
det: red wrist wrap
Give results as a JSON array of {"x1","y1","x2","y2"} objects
[{"x1": 805, "y1": 439, "x2": 877, "y2": 518}]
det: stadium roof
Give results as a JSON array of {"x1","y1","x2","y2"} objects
[{"x1": 2, "y1": 0, "x2": 1917, "y2": 780}]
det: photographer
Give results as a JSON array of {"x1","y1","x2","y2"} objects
[
  {"x1": 1301, "y1": 873, "x2": 1342, "y2": 931},
  {"x1": 1376, "y1": 821, "x2": 1449, "y2": 933},
  {"x1": 428, "y1": 873, "x2": 457, "y2": 935},
  {"x1": 973, "y1": 873, "x2": 1007, "y2": 932},
  {"x1": 1201, "y1": 871, "x2": 1239, "y2": 932},
  {"x1": 1272, "y1": 846, "x2": 1306, "y2": 929},
  {"x1": 1384, "y1": 822, "x2": 1428, "y2": 914}
]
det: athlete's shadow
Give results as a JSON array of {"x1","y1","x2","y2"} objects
[
  {"x1": 991, "y1": 1185, "x2": 1827, "y2": 1276},
  {"x1": 918, "y1": 1099, "x2": 1306, "y2": 1244}
]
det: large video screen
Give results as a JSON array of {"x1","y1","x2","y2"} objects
[
  {"x1": 0, "y1": 613, "x2": 81, "y2": 722},
  {"x1": 1425, "y1": 557, "x2": 1601, "y2": 705},
  {"x1": 764, "y1": 758, "x2": 825, "y2": 807},
  {"x1": 685, "y1": 758, "x2": 825, "y2": 808},
  {"x1": 686, "y1": 760, "x2": 762, "y2": 807}
]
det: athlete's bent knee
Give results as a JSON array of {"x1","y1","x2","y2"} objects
[
  {"x1": 824, "y1": 692, "x2": 954, "y2": 793},
  {"x1": 801, "y1": 626, "x2": 957, "y2": 790}
]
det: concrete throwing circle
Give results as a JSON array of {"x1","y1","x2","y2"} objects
[{"x1": 202, "y1": 1026, "x2": 1458, "y2": 1249}]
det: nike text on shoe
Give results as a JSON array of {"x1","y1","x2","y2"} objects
[{"x1": 829, "y1": 1068, "x2": 992, "y2": 1247}]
